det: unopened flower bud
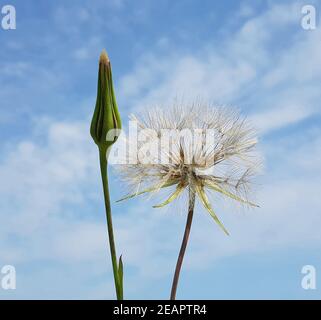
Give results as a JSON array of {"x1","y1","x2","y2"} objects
[{"x1": 90, "y1": 50, "x2": 121, "y2": 150}]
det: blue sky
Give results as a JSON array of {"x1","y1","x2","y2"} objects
[{"x1": 1, "y1": 0, "x2": 321, "y2": 299}]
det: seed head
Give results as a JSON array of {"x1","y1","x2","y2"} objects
[{"x1": 117, "y1": 102, "x2": 262, "y2": 235}]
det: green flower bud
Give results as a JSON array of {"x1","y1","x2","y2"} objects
[{"x1": 90, "y1": 50, "x2": 122, "y2": 150}]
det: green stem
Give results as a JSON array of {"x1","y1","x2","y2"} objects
[
  {"x1": 99, "y1": 148, "x2": 122, "y2": 300},
  {"x1": 170, "y1": 187, "x2": 196, "y2": 300}
]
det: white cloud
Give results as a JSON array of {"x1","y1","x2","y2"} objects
[
  {"x1": 118, "y1": 2, "x2": 321, "y2": 134},
  {"x1": 0, "y1": 120, "x2": 97, "y2": 250},
  {"x1": 249, "y1": 103, "x2": 309, "y2": 133},
  {"x1": 1, "y1": 0, "x2": 321, "y2": 299},
  {"x1": 2, "y1": 116, "x2": 319, "y2": 273}
]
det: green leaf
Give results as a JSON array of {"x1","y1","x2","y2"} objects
[
  {"x1": 205, "y1": 181, "x2": 259, "y2": 207},
  {"x1": 118, "y1": 255, "x2": 123, "y2": 299},
  {"x1": 116, "y1": 181, "x2": 177, "y2": 202},
  {"x1": 153, "y1": 183, "x2": 186, "y2": 208},
  {"x1": 196, "y1": 185, "x2": 229, "y2": 236}
]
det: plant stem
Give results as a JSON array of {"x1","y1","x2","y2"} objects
[
  {"x1": 99, "y1": 148, "x2": 122, "y2": 300},
  {"x1": 170, "y1": 187, "x2": 196, "y2": 300}
]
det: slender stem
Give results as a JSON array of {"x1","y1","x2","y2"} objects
[
  {"x1": 170, "y1": 187, "x2": 196, "y2": 300},
  {"x1": 99, "y1": 148, "x2": 122, "y2": 300}
]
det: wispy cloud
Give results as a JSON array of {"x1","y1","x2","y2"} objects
[
  {"x1": 118, "y1": 2, "x2": 321, "y2": 134},
  {"x1": 1, "y1": 0, "x2": 321, "y2": 299}
]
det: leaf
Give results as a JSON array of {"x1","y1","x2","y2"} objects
[
  {"x1": 196, "y1": 185, "x2": 229, "y2": 236},
  {"x1": 116, "y1": 181, "x2": 176, "y2": 202},
  {"x1": 205, "y1": 181, "x2": 259, "y2": 207},
  {"x1": 118, "y1": 255, "x2": 124, "y2": 299},
  {"x1": 153, "y1": 183, "x2": 186, "y2": 208}
]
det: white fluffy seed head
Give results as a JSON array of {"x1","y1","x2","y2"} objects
[{"x1": 116, "y1": 101, "x2": 262, "y2": 233}]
